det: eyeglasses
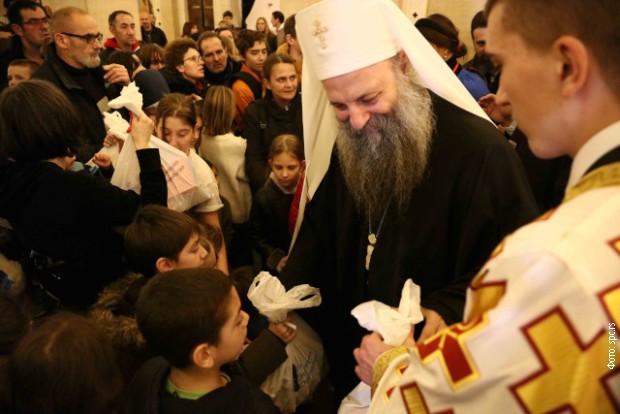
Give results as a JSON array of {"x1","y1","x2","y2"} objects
[
  {"x1": 183, "y1": 55, "x2": 203, "y2": 64},
  {"x1": 60, "y1": 32, "x2": 104, "y2": 44},
  {"x1": 21, "y1": 17, "x2": 50, "y2": 26}
]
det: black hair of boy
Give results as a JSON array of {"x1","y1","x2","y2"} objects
[
  {"x1": 124, "y1": 205, "x2": 201, "y2": 278},
  {"x1": 235, "y1": 29, "x2": 265, "y2": 58},
  {"x1": 136, "y1": 267, "x2": 234, "y2": 368}
]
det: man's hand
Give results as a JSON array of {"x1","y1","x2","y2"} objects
[
  {"x1": 417, "y1": 308, "x2": 447, "y2": 344},
  {"x1": 276, "y1": 255, "x2": 288, "y2": 273},
  {"x1": 478, "y1": 93, "x2": 513, "y2": 125},
  {"x1": 353, "y1": 332, "x2": 394, "y2": 385},
  {"x1": 102, "y1": 63, "x2": 130, "y2": 86}
]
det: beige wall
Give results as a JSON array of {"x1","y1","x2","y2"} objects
[
  {"x1": 45, "y1": 0, "x2": 139, "y2": 41},
  {"x1": 41, "y1": 0, "x2": 483, "y2": 56}
]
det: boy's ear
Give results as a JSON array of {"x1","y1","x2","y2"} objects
[
  {"x1": 192, "y1": 343, "x2": 215, "y2": 368},
  {"x1": 155, "y1": 257, "x2": 175, "y2": 273}
]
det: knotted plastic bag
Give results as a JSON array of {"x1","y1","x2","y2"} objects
[
  {"x1": 106, "y1": 83, "x2": 210, "y2": 211},
  {"x1": 339, "y1": 279, "x2": 424, "y2": 414},
  {"x1": 248, "y1": 272, "x2": 326, "y2": 413}
]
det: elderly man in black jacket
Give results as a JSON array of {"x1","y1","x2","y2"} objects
[{"x1": 32, "y1": 6, "x2": 129, "y2": 162}]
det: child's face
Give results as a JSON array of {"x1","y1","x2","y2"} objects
[
  {"x1": 213, "y1": 287, "x2": 249, "y2": 365},
  {"x1": 193, "y1": 115, "x2": 202, "y2": 148},
  {"x1": 170, "y1": 232, "x2": 209, "y2": 269},
  {"x1": 7, "y1": 66, "x2": 32, "y2": 87},
  {"x1": 158, "y1": 116, "x2": 199, "y2": 155},
  {"x1": 243, "y1": 41, "x2": 267, "y2": 76},
  {"x1": 270, "y1": 152, "x2": 304, "y2": 191}
]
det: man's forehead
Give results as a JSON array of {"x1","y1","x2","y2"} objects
[
  {"x1": 20, "y1": 7, "x2": 45, "y2": 18},
  {"x1": 115, "y1": 14, "x2": 133, "y2": 26},
  {"x1": 202, "y1": 37, "x2": 223, "y2": 51},
  {"x1": 323, "y1": 59, "x2": 393, "y2": 98},
  {"x1": 485, "y1": 6, "x2": 507, "y2": 55},
  {"x1": 65, "y1": 14, "x2": 98, "y2": 33}
]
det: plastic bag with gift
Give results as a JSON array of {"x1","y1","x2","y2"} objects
[
  {"x1": 338, "y1": 279, "x2": 424, "y2": 414},
  {"x1": 111, "y1": 135, "x2": 210, "y2": 212},
  {"x1": 106, "y1": 83, "x2": 211, "y2": 211},
  {"x1": 248, "y1": 272, "x2": 326, "y2": 413}
]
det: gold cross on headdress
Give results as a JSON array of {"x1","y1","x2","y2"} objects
[{"x1": 311, "y1": 20, "x2": 328, "y2": 49}]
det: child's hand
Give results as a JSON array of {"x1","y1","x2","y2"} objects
[
  {"x1": 103, "y1": 132, "x2": 124, "y2": 150},
  {"x1": 269, "y1": 320, "x2": 297, "y2": 344},
  {"x1": 131, "y1": 112, "x2": 155, "y2": 150},
  {"x1": 91, "y1": 153, "x2": 112, "y2": 169}
]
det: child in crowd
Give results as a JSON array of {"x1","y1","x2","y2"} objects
[
  {"x1": 232, "y1": 30, "x2": 268, "y2": 132},
  {"x1": 125, "y1": 268, "x2": 280, "y2": 414},
  {"x1": 90, "y1": 205, "x2": 212, "y2": 381},
  {"x1": 156, "y1": 93, "x2": 229, "y2": 274},
  {"x1": 137, "y1": 43, "x2": 165, "y2": 71},
  {"x1": 249, "y1": 134, "x2": 304, "y2": 274},
  {"x1": 205, "y1": 161, "x2": 235, "y2": 259},
  {"x1": 201, "y1": 85, "x2": 253, "y2": 268},
  {"x1": 90, "y1": 205, "x2": 290, "y2": 386},
  {"x1": 6, "y1": 59, "x2": 39, "y2": 87},
  {"x1": 9, "y1": 313, "x2": 123, "y2": 414}
]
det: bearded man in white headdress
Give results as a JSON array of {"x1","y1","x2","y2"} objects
[{"x1": 278, "y1": 0, "x2": 539, "y2": 398}]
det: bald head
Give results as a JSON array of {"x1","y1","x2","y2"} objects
[{"x1": 49, "y1": 6, "x2": 89, "y2": 36}]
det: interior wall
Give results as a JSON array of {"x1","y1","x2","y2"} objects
[
  {"x1": 45, "y1": 0, "x2": 139, "y2": 42},
  {"x1": 39, "y1": 0, "x2": 484, "y2": 55}
]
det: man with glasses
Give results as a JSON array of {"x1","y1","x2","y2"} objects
[
  {"x1": 100, "y1": 10, "x2": 140, "y2": 64},
  {"x1": 32, "y1": 6, "x2": 130, "y2": 162},
  {"x1": 197, "y1": 31, "x2": 241, "y2": 90},
  {"x1": 0, "y1": 0, "x2": 49, "y2": 89}
]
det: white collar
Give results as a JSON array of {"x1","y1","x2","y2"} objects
[{"x1": 567, "y1": 120, "x2": 620, "y2": 188}]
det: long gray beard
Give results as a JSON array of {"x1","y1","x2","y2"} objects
[{"x1": 336, "y1": 69, "x2": 435, "y2": 222}]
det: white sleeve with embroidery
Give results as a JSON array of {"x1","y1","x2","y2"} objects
[{"x1": 369, "y1": 187, "x2": 620, "y2": 414}]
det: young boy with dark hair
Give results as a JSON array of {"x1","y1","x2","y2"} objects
[
  {"x1": 124, "y1": 204, "x2": 210, "y2": 277},
  {"x1": 126, "y1": 268, "x2": 280, "y2": 413},
  {"x1": 91, "y1": 205, "x2": 291, "y2": 387},
  {"x1": 231, "y1": 29, "x2": 268, "y2": 132}
]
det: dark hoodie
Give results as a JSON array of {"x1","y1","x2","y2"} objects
[
  {"x1": 122, "y1": 357, "x2": 280, "y2": 414},
  {"x1": 0, "y1": 150, "x2": 167, "y2": 308},
  {"x1": 203, "y1": 57, "x2": 242, "y2": 89}
]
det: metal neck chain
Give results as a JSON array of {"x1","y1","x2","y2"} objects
[{"x1": 368, "y1": 202, "x2": 390, "y2": 239}]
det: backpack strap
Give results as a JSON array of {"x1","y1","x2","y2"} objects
[{"x1": 232, "y1": 71, "x2": 263, "y2": 100}]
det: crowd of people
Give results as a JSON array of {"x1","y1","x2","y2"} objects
[{"x1": 0, "y1": 0, "x2": 618, "y2": 413}]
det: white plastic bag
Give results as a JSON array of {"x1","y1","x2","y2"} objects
[
  {"x1": 248, "y1": 272, "x2": 326, "y2": 413},
  {"x1": 260, "y1": 312, "x2": 325, "y2": 413},
  {"x1": 338, "y1": 280, "x2": 424, "y2": 414},
  {"x1": 111, "y1": 134, "x2": 209, "y2": 212},
  {"x1": 106, "y1": 83, "x2": 211, "y2": 211}
]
